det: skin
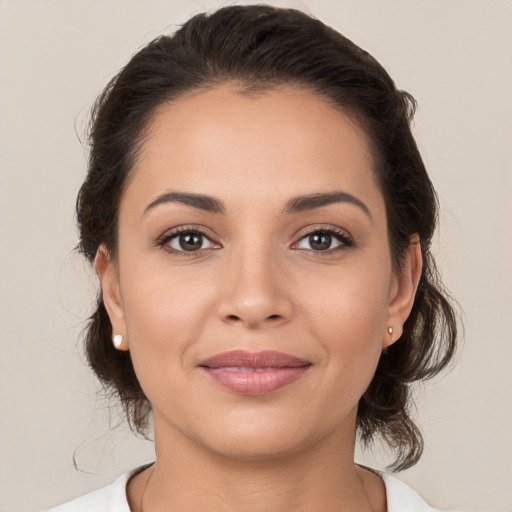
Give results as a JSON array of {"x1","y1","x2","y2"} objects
[{"x1": 97, "y1": 85, "x2": 422, "y2": 512}]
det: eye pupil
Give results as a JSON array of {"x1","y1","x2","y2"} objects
[
  {"x1": 179, "y1": 233, "x2": 202, "y2": 251},
  {"x1": 310, "y1": 232, "x2": 331, "y2": 250}
]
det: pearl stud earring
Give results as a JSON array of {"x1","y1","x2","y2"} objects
[
  {"x1": 388, "y1": 327, "x2": 393, "y2": 335},
  {"x1": 113, "y1": 334, "x2": 123, "y2": 349}
]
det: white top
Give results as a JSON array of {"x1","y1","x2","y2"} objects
[{"x1": 46, "y1": 466, "x2": 462, "y2": 512}]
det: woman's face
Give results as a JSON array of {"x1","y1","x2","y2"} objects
[{"x1": 99, "y1": 86, "x2": 418, "y2": 460}]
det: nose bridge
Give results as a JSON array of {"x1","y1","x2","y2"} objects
[{"x1": 217, "y1": 233, "x2": 292, "y2": 328}]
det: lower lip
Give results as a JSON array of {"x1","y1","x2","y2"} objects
[{"x1": 201, "y1": 366, "x2": 310, "y2": 396}]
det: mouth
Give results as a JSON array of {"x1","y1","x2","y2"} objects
[{"x1": 198, "y1": 350, "x2": 312, "y2": 396}]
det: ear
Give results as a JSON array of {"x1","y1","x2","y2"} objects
[
  {"x1": 95, "y1": 244, "x2": 129, "y2": 351},
  {"x1": 384, "y1": 235, "x2": 423, "y2": 348}
]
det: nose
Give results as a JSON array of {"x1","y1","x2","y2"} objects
[{"x1": 216, "y1": 243, "x2": 293, "y2": 329}]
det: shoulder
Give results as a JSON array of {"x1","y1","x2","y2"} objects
[
  {"x1": 382, "y1": 472, "x2": 464, "y2": 512},
  {"x1": 44, "y1": 467, "x2": 142, "y2": 512}
]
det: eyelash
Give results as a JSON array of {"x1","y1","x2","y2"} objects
[{"x1": 156, "y1": 226, "x2": 354, "y2": 257}]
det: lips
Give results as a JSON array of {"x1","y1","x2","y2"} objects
[{"x1": 198, "y1": 350, "x2": 311, "y2": 396}]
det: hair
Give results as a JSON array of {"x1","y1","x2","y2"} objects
[{"x1": 76, "y1": 4, "x2": 458, "y2": 471}]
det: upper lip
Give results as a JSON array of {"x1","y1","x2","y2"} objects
[{"x1": 198, "y1": 350, "x2": 311, "y2": 369}]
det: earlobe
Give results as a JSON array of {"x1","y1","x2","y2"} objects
[
  {"x1": 384, "y1": 235, "x2": 423, "y2": 348},
  {"x1": 95, "y1": 245, "x2": 129, "y2": 350}
]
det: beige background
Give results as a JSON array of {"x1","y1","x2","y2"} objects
[{"x1": 0, "y1": 1, "x2": 511, "y2": 511}]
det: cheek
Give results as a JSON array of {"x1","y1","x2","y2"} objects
[
  {"x1": 302, "y1": 257, "x2": 391, "y2": 340},
  {"x1": 301, "y1": 261, "x2": 391, "y2": 390},
  {"x1": 119, "y1": 263, "x2": 217, "y2": 385}
]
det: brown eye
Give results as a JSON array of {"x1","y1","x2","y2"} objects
[
  {"x1": 308, "y1": 232, "x2": 332, "y2": 251},
  {"x1": 178, "y1": 232, "x2": 203, "y2": 251},
  {"x1": 295, "y1": 228, "x2": 352, "y2": 253},
  {"x1": 161, "y1": 228, "x2": 219, "y2": 255}
]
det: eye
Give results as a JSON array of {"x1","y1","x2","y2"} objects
[
  {"x1": 294, "y1": 228, "x2": 353, "y2": 253},
  {"x1": 158, "y1": 227, "x2": 220, "y2": 255}
]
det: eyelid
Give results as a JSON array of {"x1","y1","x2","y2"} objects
[
  {"x1": 292, "y1": 226, "x2": 354, "y2": 252},
  {"x1": 156, "y1": 225, "x2": 221, "y2": 256},
  {"x1": 156, "y1": 224, "x2": 354, "y2": 256}
]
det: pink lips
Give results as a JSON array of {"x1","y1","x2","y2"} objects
[{"x1": 198, "y1": 350, "x2": 311, "y2": 396}]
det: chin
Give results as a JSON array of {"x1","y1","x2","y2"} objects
[
  {"x1": 191, "y1": 411, "x2": 329, "y2": 463},
  {"x1": 205, "y1": 433, "x2": 309, "y2": 463}
]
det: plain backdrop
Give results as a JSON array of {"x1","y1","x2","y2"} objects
[{"x1": 0, "y1": 1, "x2": 511, "y2": 511}]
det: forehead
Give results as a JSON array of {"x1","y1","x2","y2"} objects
[{"x1": 122, "y1": 85, "x2": 383, "y2": 217}]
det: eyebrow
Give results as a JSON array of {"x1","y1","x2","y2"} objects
[{"x1": 143, "y1": 190, "x2": 372, "y2": 219}]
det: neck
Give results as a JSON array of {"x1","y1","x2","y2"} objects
[{"x1": 131, "y1": 410, "x2": 385, "y2": 512}]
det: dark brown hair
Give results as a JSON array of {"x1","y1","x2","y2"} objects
[{"x1": 77, "y1": 4, "x2": 458, "y2": 471}]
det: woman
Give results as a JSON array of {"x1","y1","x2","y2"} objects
[{"x1": 48, "y1": 5, "x2": 459, "y2": 511}]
